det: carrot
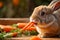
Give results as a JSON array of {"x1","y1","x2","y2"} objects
[
  {"x1": 12, "y1": 32, "x2": 18, "y2": 37},
  {"x1": 17, "y1": 23, "x2": 36, "y2": 31},
  {"x1": 27, "y1": 27, "x2": 36, "y2": 31},
  {"x1": 17, "y1": 22, "x2": 36, "y2": 31},
  {"x1": 0, "y1": 25, "x2": 16, "y2": 32},
  {"x1": 21, "y1": 22, "x2": 35, "y2": 31},
  {"x1": 26, "y1": 22, "x2": 34, "y2": 30},
  {"x1": 4, "y1": 32, "x2": 18, "y2": 37},
  {"x1": 30, "y1": 36, "x2": 41, "y2": 40},
  {"x1": 17, "y1": 23, "x2": 27, "y2": 28}
]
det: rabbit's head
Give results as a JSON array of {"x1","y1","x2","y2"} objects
[{"x1": 30, "y1": 1, "x2": 60, "y2": 27}]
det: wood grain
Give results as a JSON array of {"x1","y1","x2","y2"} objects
[
  {"x1": 5, "y1": 37, "x2": 60, "y2": 40},
  {"x1": 0, "y1": 18, "x2": 29, "y2": 25}
]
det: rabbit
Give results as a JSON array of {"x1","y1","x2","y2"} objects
[{"x1": 30, "y1": 0, "x2": 60, "y2": 38}]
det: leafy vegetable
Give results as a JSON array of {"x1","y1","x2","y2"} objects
[
  {"x1": 0, "y1": 32, "x2": 6, "y2": 40},
  {"x1": 12, "y1": 24, "x2": 18, "y2": 28},
  {"x1": 23, "y1": 30, "x2": 31, "y2": 36},
  {"x1": 0, "y1": 22, "x2": 38, "y2": 39},
  {"x1": 10, "y1": 28, "x2": 21, "y2": 32},
  {"x1": 30, "y1": 30, "x2": 38, "y2": 35}
]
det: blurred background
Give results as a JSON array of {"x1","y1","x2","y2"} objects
[{"x1": 0, "y1": 0, "x2": 52, "y2": 18}]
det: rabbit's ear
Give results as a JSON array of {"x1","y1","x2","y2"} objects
[
  {"x1": 48, "y1": 0, "x2": 58, "y2": 6},
  {"x1": 49, "y1": 1, "x2": 60, "y2": 11}
]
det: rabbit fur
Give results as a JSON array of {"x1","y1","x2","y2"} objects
[{"x1": 30, "y1": 0, "x2": 60, "y2": 38}]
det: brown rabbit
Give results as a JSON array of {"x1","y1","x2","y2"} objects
[{"x1": 30, "y1": 0, "x2": 60, "y2": 38}]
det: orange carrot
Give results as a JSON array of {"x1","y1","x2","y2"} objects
[
  {"x1": 17, "y1": 23, "x2": 27, "y2": 28},
  {"x1": 27, "y1": 27, "x2": 36, "y2": 31},
  {"x1": 0, "y1": 25, "x2": 16, "y2": 32},
  {"x1": 12, "y1": 32, "x2": 18, "y2": 37},
  {"x1": 17, "y1": 23, "x2": 36, "y2": 31},
  {"x1": 21, "y1": 22, "x2": 35, "y2": 31},
  {"x1": 30, "y1": 36, "x2": 41, "y2": 40},
  {"x1": 26, "y1": 22, "x2": 34, "y2": 30}
]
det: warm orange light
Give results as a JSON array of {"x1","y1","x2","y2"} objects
[
  {"x1": 0, "y1": 2, "x2": 3, "y2": 8},
  {"x1": 12, "y1": 0, "x2": 20, "y2": 6}
]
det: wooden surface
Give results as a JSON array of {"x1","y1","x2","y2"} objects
[
  {"x1": 5, "y1": 37, "x2": 60, "y2": 40},
  {"x1": 0, "y1": 18, "x2": 60, "y2": 40},
  {"x1": 0, "y1": 18, "x2": 29, "y2": 25}
]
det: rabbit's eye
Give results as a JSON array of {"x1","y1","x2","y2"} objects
[{"x1": 41, "y1": 11, "x2": 45, "y2": 16}]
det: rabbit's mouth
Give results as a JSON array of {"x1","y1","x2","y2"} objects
[{"x1": 30, "y1": 15, "x2": 56, "y2": 28}]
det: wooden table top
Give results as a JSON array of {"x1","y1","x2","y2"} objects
[{"x1": 5, "y1": 37, "x2": 60, "y2": 40}]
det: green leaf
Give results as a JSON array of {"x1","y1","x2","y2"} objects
[
  {"x1": 10, "y1": 28, "x2": 21, "y2": 32},
  {"x1": 30, "y1": 30, "x2": 38, "y2": 35},
  {"x1": 23, "y1": 30, "x2": 31, "y2": 36},
  {"x1": 0, "y1": 32, "x2": 6, "y2": 40},
  {"x1": 17, "y1": 32, "x2": 22, "y2": 37},
  {"x1": 12, "y1": 24, "x2": 18, "y2": 28}
]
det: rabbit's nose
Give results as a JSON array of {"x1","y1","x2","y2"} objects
[
  {"x1": 30, "y1": 18, "x2": 37, "y2": 23},
  {"x1": 30, "y1": 18, "x2": 40, "y2": 23}
]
